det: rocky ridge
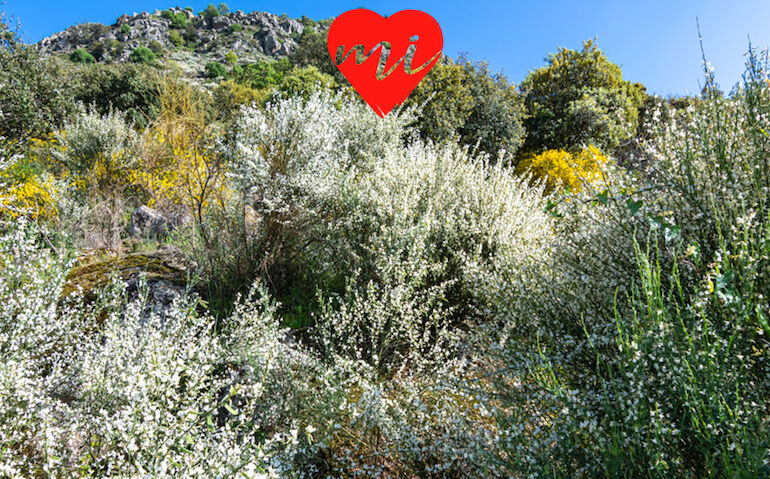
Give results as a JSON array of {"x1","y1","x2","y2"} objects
[{"x1": 37, "y1": 7, "x2": 319, "y2": 63}]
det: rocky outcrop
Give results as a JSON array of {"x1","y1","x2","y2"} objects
[
  {"x1": 62, "y1": 249, "x2": 192, "y2": 321},
  {"x1": 129, "y1": 205, "x2": 173, "y2": 239},
  {"x1": 37, "y1": 7, "x2": 318, "y2": 63}
]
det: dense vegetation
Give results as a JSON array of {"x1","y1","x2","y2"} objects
[{"x1": 1, "y1": 8, "x2": 769, "y2": 478}]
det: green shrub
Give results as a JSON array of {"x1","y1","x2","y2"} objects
[
  {"x1": 69, "y1": 48, "x2": 95, "y2": 64},
  {"x1": 231, "y1": 59, "x2": 289, "y2": 89},
  {"x1": 224, "y1": 51, "x2": 238, "y2": 65},
  {"x1": 169, "y1": 30, "x2": 184, "y2": 48},
  {"x1": 290, "y1": 28, "x2": 342, "y2": 81},
  {"x1": 160, "y1": 9, "x2": 174, "y2": 20},
  {"x1": 170, "y1": 12, "x2": 188, "y2": 29},
  {"x1": 230, "y1": 23, "x2": 243, "y2": 32},
  {"x1": 491, "y1": 47, "x2": 770, "y2": 478},
  {"x1": 183, "y1": 24, "x2": 198, "y2": 43},
  {"x1": 71, "y1": 62, "x2": 160, "y2": 128},
  {"x1": 205, "y1": 61, "x2": 227, "y2": 79},
  {"x1": 147, "y1": 40, "x2": 163, "y2": 56},
  {"x1": 212, "y1": 80, "x2": 269, "y2": 121},
  {"x1": 129, "y1": 46, "x2": 156, "y2": 63},
  {"x1": 119, "y1": 23, "x2": 130, "y2": 35},
  {"x1": 277, "y1": 65, "x2": 337, "y2": 99}
]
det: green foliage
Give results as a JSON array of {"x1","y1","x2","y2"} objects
[
  {"x1": 205, "y1": 61, "x2": 227, "y2": 79},
  {"x1": 71, "y1": 62, "x2": 160, "y2": 128},
  {"x1": 217, "y1": 3, "x2": 229, "y2": 14},
  {"x1": 169, "y1": 30, "x2": 184, "y2": 48},
  {"x1": 119, "y1": 23, "x2": 130, "y2": 35},
  {"x1": 160, "y1": 9, "x2": 174, "y2": 20},
  {"x1": 129, "y1": 46, "x2": 156, "y2": 63},
  {"x1": 290, "y1": 28, "x2": 343, "y2": 82},
  {"x1": 230, "y1": 23, "x2": 243, "y2": 32},
  {"x1": 300, "y1": 15, "x2": 315, "y2": 27},
  {"x1": 69, "y1": 48, "x2": 95, "y2": 64},
  {"x1": 170, "y1": 12, "x2": 188, "y2": 29},
  {"x1": 521, "y1": 39, "x2": 647, "y2": 154},
  {"x1": 183, "y1": 24, "x2": 198, "y2": 43},
  {"x1": 224, "y1": 51, "x2": 238, "y2": 65},
  {"x1": 203, "y1": 4, "x2": 220, "y2": 20},
  {"x1": 277, "y1": 65, "x2": 337, "y2": 99},
  {"x1": 231, "y1": 58, "x2": 291, "y2": 89},
  {"x1": 405, "y1": 57, "x2": 526, "y2": 159},
  {"x1": 212, "y1": 80, "x2": 269, "y2": 121},
  {"x1": 0, "y1": 14, "x2": 77, "y2": 142},
  {"x1": 492, "y1": 47, "x2": 770, "y2": 478}
]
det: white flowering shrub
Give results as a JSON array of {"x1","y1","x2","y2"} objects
[
  {"x1": 314, "y1": 140, "x2": 552, "y2": 373},
  {"x1": 54, "y1": 107, "x2": 136, "y2": 177},
  {"x1": 198, "y1": 90, "x2": 414, "y2": 309},
  {"x1": 0, "y1": 220, "x2": 355, "y2": 478},
  {"x1": 490, "y1": 51, "x2": 770, "y2": 477}
]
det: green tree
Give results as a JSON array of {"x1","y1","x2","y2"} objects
[
  {"x1": 458, "y1": 61, "x2": 526, "y2": 158},
  {"x1": 217, "y1": 3, "x2": 230, "y2": 14},
  {"x1": 232, "y1": 59, "x2": 290, "y2": 89},
  {"x1": 129, "y1": 46, "x2": 156, "y2": 63},
  {"x1": 203, "y1": 4, "x2": 220, "y2": 20},
  {"x1": 520, "y1": 39, "x2": 647, "y2": 154},
  {"x1": 70, "y1": 48, "x2": 95, "y2": 64},
  {"x1": 147, "y1": 40, "x2": 164, "y2": 56},
  {"x1": 404, "y1": 57, "x2": 525, "y2": 160},
  {"x1": 290, "y1": 28, "x2": 344, "y2": 83},
  {"x1": 0, "y1": 13, "x2": 77, "y2": 142}
]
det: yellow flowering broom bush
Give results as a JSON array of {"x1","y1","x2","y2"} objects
[
  {"x1": 0, "y1": 156, "x2": 60, "y2": 222},
  {"x1": 515, "y1": 145, "x2": 609, "y2": 194},
  {"x1": 132, "y1": 74, "x2": 230, "y2": 225}
]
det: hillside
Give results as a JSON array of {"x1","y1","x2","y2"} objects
[
  {"x1": 37, "y1": 6, "x2": 329, "y2": 76},
  {"x1": 3, "y1": 5, "x2": 769, "y2": 476}
]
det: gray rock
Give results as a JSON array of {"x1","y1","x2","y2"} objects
[
  {"x1": 211, "y1": 15, "x2": 233, "y2": 31},
  {"x1": 125, "y1": 276, "x2": 188, "y2": 323},
  {"x1": 130, "y1": 205, "x2": 173, "y2": 239},
  {"x1": 260, "y1": 30, "x2": 282, "y2": 55}
]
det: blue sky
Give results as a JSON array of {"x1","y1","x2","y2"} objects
[{"x1": 4, "y1": 0, "x2": 770, "y2": 96}]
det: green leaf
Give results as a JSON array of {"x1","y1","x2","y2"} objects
[
  {"x1": 626, "y1": 198, "x2": 643, "y2": 216},
  {"x1": 597, "y1": 190, "x2": 609, "y2": 205},
  {"x1": 664, "y1": 224, "x2": 681, "y2": 243}
]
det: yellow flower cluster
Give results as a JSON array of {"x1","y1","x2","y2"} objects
[
  {"x1": 516, "y1": 145, "x2": 609, "y2": 194},
  {"x1": 0, "y1": 160, "x2": 59, "y2": 222}
]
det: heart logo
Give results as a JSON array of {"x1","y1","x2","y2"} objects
[{"x1": 327, "y1": 9, "x2": 443, "y2": 117}]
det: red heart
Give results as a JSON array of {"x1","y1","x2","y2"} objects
[{"x1": 327, "y1": 9, "x2": 443, "y2": 117}]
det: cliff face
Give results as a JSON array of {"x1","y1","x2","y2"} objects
[{"x1": 37, "y1": 7, "x2": 322, "y2": 63}]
